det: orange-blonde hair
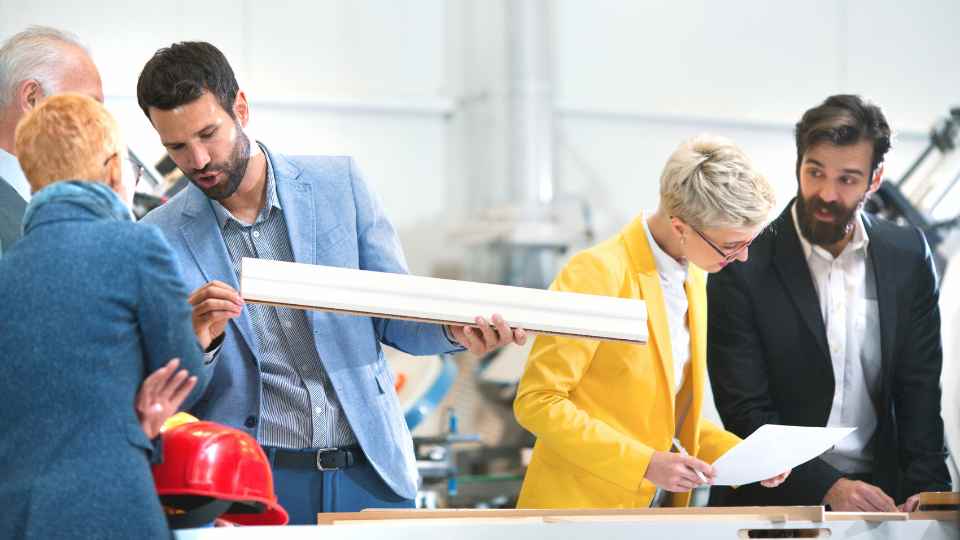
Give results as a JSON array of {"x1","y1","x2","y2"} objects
[{"x1": 14, "y1": 92, "x2": 121, "y2": 192}]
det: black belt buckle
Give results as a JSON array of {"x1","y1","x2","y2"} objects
[{"x1": 316, "y1": 447, "x2": 354, "y2": 471}]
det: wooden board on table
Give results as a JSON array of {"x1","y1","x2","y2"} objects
[
  {"x1": 909, "y1": 511, "x2": 960, "y2": 521},
  {"x1": 825, "y1": 511, "x2": 909, "y2": 521},
  {"x1": 918, "y1": 491, "x2": 960, "y2": 511},
  {"x1": 241, "y1": 258, "x2": 648, "y2": 344},
  {"x1": 317, "y1": 506, "x2": 827, "y2": 525}
]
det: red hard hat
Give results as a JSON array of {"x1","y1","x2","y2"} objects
[{"x1": 152, "y1": 421, "x2": 288, "y2": 527}]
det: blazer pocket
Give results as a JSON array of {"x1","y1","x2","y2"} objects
[
  {"x1": 317, "y1": 224, "x2": 348, "y2": 255},
  {"x1": 374, "y1": 364, "x2": 394, "y2": 395}
]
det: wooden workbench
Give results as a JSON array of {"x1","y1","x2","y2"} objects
[{"x1": 174, "y1": 506, "x2": 959, "y2": 539}]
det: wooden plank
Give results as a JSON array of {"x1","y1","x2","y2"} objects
[
  {"x1": 918, "y1": 491, "x2": 960, "y2": 511},
  {"x1": 825, "y1": 512, "x2": 909, "y2": 522},
  {"x1": 317, "y1": 506, "x2": 826, "y2": 525},
  {"x1": 241, "y1": 258, "x2": 648, "y2": 344},
  {"x1": 542, "y1": 514, "x2": 791, "y2": 523},
  {"x1": 331, "y1": 517, "x2": 546, "y2": 526},
  {"x1": 909, "y1": 511, "x2": 960, "y2": 521}
]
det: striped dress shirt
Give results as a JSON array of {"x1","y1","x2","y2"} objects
[{"x1": 211, "y1": 150, "x2": 357, "y2": 449}]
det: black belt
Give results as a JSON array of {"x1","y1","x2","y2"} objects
[{"x1": 269, "y1": 446, "x2": 365, "y2": 471}]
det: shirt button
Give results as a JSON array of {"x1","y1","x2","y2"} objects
[
  {"x1": 244, "y1": 415, "x2": 258, "y2": 428},
  {"x1": 314, "y1": 406, "x2": 323, "y2": 415},
  {"x1": 283, "y1": 320, "x2": 292, "y2": 329},
  {"x1": 252, "y1": 230, "x2": 260, "y2": 238}
]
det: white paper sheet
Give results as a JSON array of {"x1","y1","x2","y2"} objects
[{"x1": 711, "y1": 424, "x2": 856, "y2": 486}]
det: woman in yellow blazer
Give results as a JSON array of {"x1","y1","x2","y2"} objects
[{"x1": 514, "y1": 135, "x2": 788, "y2": 508}]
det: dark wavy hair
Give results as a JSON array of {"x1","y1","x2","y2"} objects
[
  {"x1": 136, "y1": 41, "x2": 238, "y2": 120},
  {"x1": 794, "y1": 94, "x2": 891, "y2": 179}
]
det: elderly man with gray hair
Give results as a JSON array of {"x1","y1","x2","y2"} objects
[{"x1": 0, "y1": 25, "x2": 102, "y2": 256}]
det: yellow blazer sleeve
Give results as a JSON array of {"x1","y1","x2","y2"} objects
[
  {"x1": 513, "y1": 251, "x2": 654, "y2": 493},
  {"x1": 696, "y1": 419, "x2": 741, "y2": 464}
]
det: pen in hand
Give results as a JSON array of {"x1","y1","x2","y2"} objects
[{"x1": 672, "y1": 437, "x2": 709, "y2": 484}]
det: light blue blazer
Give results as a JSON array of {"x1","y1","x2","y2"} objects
[{"x1": 140, "y1": 145, "x2": 459, "y2": 499}]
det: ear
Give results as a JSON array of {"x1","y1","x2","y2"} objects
[
  {"x1": 868, "y1": 163, "x2": 884, "y2": 194},
  {"x1": 18, "y1": 80, "x2": 45, "y2": 113},
  {"x1": 233, "y1": 90, "x2": 249, "y2": 128},
  {"x1": 104, "y1": 154, "x2": 123, "y2": 194},
  {"x1": 668, "y1": 215, "x2": 687, "y2": 240}
]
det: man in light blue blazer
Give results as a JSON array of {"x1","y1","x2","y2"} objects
[{"x1": 137, "y1": 42, "x2": 525, "y2": 523}]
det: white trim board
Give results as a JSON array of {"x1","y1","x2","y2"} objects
[{"x1": 240, "y1": 258, "x2": 648, "y2": 344}]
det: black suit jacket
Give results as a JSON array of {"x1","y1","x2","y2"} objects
[
  {"x1": 0, "y1": 176, "x2": 27, "y2": 254},
  {"x1": 707, "y1": 201, "x2": 950, "y2": 506}
]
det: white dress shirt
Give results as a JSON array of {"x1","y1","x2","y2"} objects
[
  {"x1": 644, "y1": 218, "x2": 691, "y2": 396},
  {"x1": 791, "y1": 203, "x2": 881, "y2": 474},
  {"x1": 0, "y1": 148, "x2": 30, "y2": 202}
]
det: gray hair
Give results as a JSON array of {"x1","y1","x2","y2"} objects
[
  {"x1": 659, "y1": 134, "x2": 776, "y2": 230},
  {"x1": 0, "y1": 26, "x2": 89, "y2": 108}
]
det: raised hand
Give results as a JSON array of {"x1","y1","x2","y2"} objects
[
  {"x1": 135, "y1": 358, "x2": 197, "y2": 439},
  {"x1": 188, "y1": 280, "x2": 243, "y2": 349}
]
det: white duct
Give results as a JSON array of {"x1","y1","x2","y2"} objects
[{"x1": 506, "y1": 0, "x2": 555, "y2": 208}]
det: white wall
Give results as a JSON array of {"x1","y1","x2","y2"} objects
[
  {"x1": 2, "y1": 0, "x2": 957, "y2": 262},
  {"x1": 552, "y1": 0, "x2": 957, "y2": 240}
]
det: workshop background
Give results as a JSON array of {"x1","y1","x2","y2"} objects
[{"x1": 2, "y1": 0, "x2": 958, "y2": 509}]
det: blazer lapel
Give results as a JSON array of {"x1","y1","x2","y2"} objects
[
  {"x1": 682, "y1": 267, "x2": 707, "y2": 442},
  {"x1": 624, "y1": 217, "x2": 677, "y2": 420},
  {"x1": 269, "y1": 148, "x2": 315, "y2": 266},
  {"x1": 266, "y1": 145, "x2": 342, "y2": 339},
  {"x1": 178, "y1": 186, "x2": 259, "y2": 362},
  {"x1": 772, "y1": 204, "x2": 830, "y2": 360},
  {"x1": 863, "y1": 214, "x2": 896, "y2": 389}
]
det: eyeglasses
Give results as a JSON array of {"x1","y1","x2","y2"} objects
[
  {"x1": 128, "y1": 156, "x2": 145, "y2": 186},
  {"x1": 690, "y1": 225, "x2": 755, "y2": 262},
  {"x1": 103, "y1": 152, "x2": 145, "y2": 186}
]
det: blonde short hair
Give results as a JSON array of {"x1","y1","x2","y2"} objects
[
  {"x1": 659, "y1": 134, "x2": 775, "y2": 230},
  {"x1": 14, "y1": 93, "x2": 121, "y2": 192}
]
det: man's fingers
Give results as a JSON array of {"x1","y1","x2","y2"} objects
[
  {"x1": 466, "y1": 326, "x2": 487, "y2": 354},
  {"x1": 474, "y1": 317, "x2": 498, "y2": 348},
  {"x1": 491, "y1": 315, "x2": 513, "y2": 347},
  {"x1": 192, "y1": 299, "x2": 244, "y2": 319},
  {"x1": 452, "y1": 325, "x2": 479, "y2": 353},
  {"x1": 189, "y1": 281, "x2": 243, "y2": 307},
  {"x1": 863, "y1": 486, "x2": 897, "y2": 512},
  {"x1": 513, "y1": 327, "x2": 527, "y2": 345}
]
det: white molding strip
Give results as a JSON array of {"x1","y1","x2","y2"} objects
[{"x1": 241, "y1": 258, "x2": 647, "y2": 344}]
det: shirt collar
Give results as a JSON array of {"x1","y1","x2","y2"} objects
[
  {"x1": 212, "y1": 143, "x2": 281, "y2": 229},
  {"x1": 791, "y1": 199, "x2": 870, "y2": 262},
  {"x1": 644, "y1": 215, "x2": 688, "y2": 285},
  {"x1": 0, "y1": 148, "x2": 31, "y2": 202}
]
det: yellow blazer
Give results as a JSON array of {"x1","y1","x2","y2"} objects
[{"x1": 514, "y1": 216, "x2": 740, "y2": 508}]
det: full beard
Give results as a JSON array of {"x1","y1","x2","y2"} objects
[
  {"x1": 795, "y1": 188, "x2": 865, "y2": 247},
  {"x1": 189, "y1": 125, "x2": 251, "y2": 201}
]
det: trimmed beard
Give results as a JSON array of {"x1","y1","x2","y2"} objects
[{"x1": 189, "y1": 122, "x2": 251, "y2": 201}]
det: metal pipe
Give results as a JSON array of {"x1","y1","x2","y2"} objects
[{"x1": 506, "y1": 0, "x2": 555, "y2": 208}]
